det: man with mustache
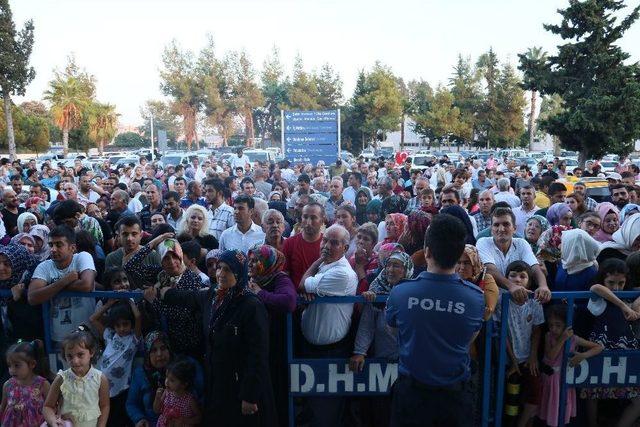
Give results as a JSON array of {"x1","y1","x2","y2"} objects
[{"x1": 261, "y1": 209, "x2": 286, "y2": 252}]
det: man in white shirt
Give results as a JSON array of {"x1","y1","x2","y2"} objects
[
  {"x1": 28, "y1": 225, "x2": 97, "y2": 345},
  {"x1": 298, "y1": 223, "x2": 357, "y2": 425},
  {"x1": 218, "y1": 194, "x2": 265, "y2": 253},
  {"x1": 163, "y1": 191, "x2": 185, "y2": 231},
  {"x1": 494, "y1": 178, "x2": 521, "y2": 208},
  {"x1": 342, "y1": 172, "x2": 372, "y2": 204},
  {"x1": 476, "y1": 207, "x2": 551, "y2": 305},
  {"x1": 231, "y1": 148, "x2": 251, "y2": 171},
  {"x1": 513, "y1": 184, "x2": 540, "y2": 234}
]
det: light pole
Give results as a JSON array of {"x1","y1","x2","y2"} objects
[{"x1": 150, "y1": 113, "x2": 155, "y2": 160}]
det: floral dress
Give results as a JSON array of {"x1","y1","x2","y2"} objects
[
  {"x1": 157, "y1": 390, "x2": 197, "y2": 427},
  {"x1": 1, "y1": 376, "x2": 47, "y2": 426}
]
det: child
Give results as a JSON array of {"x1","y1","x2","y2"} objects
[
  {"x1": 153, "y1": 359, "x2": 201, "y2": 427},
  {"x1": 581, "y1": 259, "x2": 640, "y2": 427},
  {"x1": 496, "y1": 261, "x2": 544, "y2": 427},
  {"x1": 43, "y1": 329, "x2": 110, "y2": 427},
  {"x1": 419, "y1": 187, "x2": 435, "y2": 210},
  {"x1": 181, "y1": 240, "x2": 208, "y2": 286},
  {"x1": 0, "y1": 340, "x2": 50, "y2": 426},
  {"x1": 102, "y1": 267, "x2": 131, "y2": 292},
  {"x1": 90, "y1": 299, "x2": 141, "y2": 427},
  {"x1": 539, "y1": 305, "x2": 603, "y2": 427}
]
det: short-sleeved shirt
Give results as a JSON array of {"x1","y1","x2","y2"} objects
[
  {"x1": 99, "y1": 327, "x2": 139, "y2": 396},
  {"x1": 31, "y1": 252, "x2": 96, "y2": 342},
  {"x1": 476, "y1": 237, "x2": 538, "y2": 275},
  {"x1": 386, "y1": 272, "x2": 484, "y2": 386},
  {"x1": 495, "y1": 292, "x2": 544, "y2": 362}
]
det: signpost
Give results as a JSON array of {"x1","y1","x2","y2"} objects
[{"x1": 281, "y1": 109, "x2": 340, "y2": 165}]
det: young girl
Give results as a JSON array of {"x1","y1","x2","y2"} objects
[
  {"x1": 153, "y1": 359, "x2": 201, "y2": 427},
  {"x1": 90, "y1": 299, "x2": 141, "y2": 426},
  {"x1": 102, "y1": 267, "x2": 131, "y2": 292},
  {"x1": 0, "y1": 340, "x2": 50, "y2": 426},
  {"x1": 539, "y1": 305, "x2": 603, "y2": 427},
  {"x1": 581, "y1": 259, "x2": 640, "y2": 427},
  {"x1": 43, "y1": 330, "x2": 110, "y2": 427},
  {"x1": 496, "y1": 261, "x2": 544, "y2": 427}
]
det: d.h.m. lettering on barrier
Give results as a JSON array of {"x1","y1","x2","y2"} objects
[{"x1": 566, "y1": 351, "x2": 640, "y2": 387}]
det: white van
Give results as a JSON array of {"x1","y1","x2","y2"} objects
[{"x1": 497, "y1": 149, "x2": 527, "y2": 159}]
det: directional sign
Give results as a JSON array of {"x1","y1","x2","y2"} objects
[{"x1": 282, "y1": 109, "x2": 340, "y2": 165}]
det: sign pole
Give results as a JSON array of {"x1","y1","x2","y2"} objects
[
  {"x1": 150, "y1": 114, "x2": 155, "y2": 161},
  {"x1": 281, "y1": 110, "x2": 285, "y2": 161},
  {"x1": 337, "y1": 108, "x2": 341, "y2": 159}
]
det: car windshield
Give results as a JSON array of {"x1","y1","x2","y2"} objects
[
  {"x1": 245, "y1": 152, "x2": 268, "y2": 162},
  {"x1": 412, "y1": 156, "x2": 430, "y2": 166},
  {"x1": 162, "y1": 156, "x2": 184, "y2": 166}
]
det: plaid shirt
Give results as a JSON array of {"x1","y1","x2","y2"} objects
[
  {"x1": 208, "y1": 202, "x2": 235, "y2": 241},
  {"x1": 472, "y1": 212, "x2": 492, "y2": 234},
  {"x1": 584, "y1": 197, "x2": 598, "y2": 212}
]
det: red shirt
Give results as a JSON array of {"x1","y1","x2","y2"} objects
[{"x1": 282, "y1": 233, "x2": 322, "y2": 290}]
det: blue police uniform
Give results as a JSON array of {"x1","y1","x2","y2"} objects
[{"x1": 386, "y1": 271, "x2": 484, "y2": 427}]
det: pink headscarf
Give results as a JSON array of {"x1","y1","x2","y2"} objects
[
  {"x1": 382, "y1": 213, "x2": 408, "y2": 244},
  {"x1": 594, "y1": 202, "x2": 620, "y2": 243}
]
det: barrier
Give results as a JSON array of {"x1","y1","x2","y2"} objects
[{"x1": 3, "y1": 288, "x2": 639, "y2": 427}]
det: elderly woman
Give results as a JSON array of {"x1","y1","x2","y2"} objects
[
  {"x1": 546, "y1": 202, "x2": 573, "y2": 227},
  {"x1": 177, "y1": 204, "x2": 218, "y2": 251},
  {"x1": 155, "y1": 250, "x2": 277, "y2": 425},
  {"x1": 247, "y1": 245, "x2": 296, "y2": 427},
  {"x1": 126, "y1": 331, "x2": 205, "y2": 427},
  {"x1": 9, "y1": 233, "x2": 36, "y2": 253},
  {"x1": 351, "y1": 251, "x2": 414, "y2": 426},
  {"x1": 350, "y1": 222, "x2": 380, "y2": 294},
  {"x1": 455, "y1": 245, "x2": 499, "y2": 321},
  {"x1": 375, "y1": 213, "x2": 407, "y2": 250},
  {"x1": 594, "y1": 202, "x2": 620, "y2": 243},
  {"x1": 0, "y1": 244, "x2": 41, "y2": 342},
  {"x1": 17, "y1": 212, "x2": 37, "y2": 234},
  {"x1": 398, "y1": 210, "x2": 432, "y2": 272},
  {"x1": 129, "y1": 233, "x2": 204, "y2": 357},
  {"x1": 525, "y1": 215, "x2": 550, "y2": 254},
  {"x1": 29, "y1": 224, "x2": 50, "y2": 261},
  {"x1": 598, "y1": 214, "x2": 640, "y2": 263}
]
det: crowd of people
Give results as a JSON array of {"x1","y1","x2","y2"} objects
[{"x1": 0, "y1": 148, "x2": 638, "y2": 426}]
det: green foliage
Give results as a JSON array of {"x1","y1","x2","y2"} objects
[
  {"x1": 255, "y1": 46, "x2": 289, "y2": 143},
  {"x1": 520, "y1": 0, "x2": 640, "y2": 164},
  {"x1": 315, "y1": 63, "x2": 343, "y2": 109},
  {"x1": 114, "y1": 131, "x2": 147, "y2": 148},
  {"x1": 0, "y1": 103, "x2": 49, "y2": 153},
  {"x1": 494, "y1": 63, "x2": 527, "y2": 147},
  {"x1": 139, "y1": 99, "x2": 180, "y2": 142},
  {"x1": 287, "y1": 55, "x2": 320, "y2": 110},
  {"x1": 449, "y1": 55, "x2": 482, "y2": 144}
]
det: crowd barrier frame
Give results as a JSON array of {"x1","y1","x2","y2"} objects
[{"x1": 2, "y1": 289, "x2": 639, "y2": 427}]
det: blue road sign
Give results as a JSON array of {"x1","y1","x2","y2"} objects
[{"x1": 282, "y1": 109, "x2": 340, "y2": 165}]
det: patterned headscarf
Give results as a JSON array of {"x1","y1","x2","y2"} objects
[
  {"x1": 29, "y1": 225, "x2": 50, "y2": 261},
  {"x1": 368, "y1": 251, "x2": 414, "y2": 295},
  {"x1": 620, "y1": 203, "x2": 640, "y2": 224},
  {"x1": 143, "y1": 331, "x2": 173, "y2": 392},
  {"x1": 248, "y1": 244, "x2": 285, "y2": 286},
  {"x1": 537, "y1": 224, "x2": 571, "y2": 262},
  {"x1": 10, "y1": 232, "x2": 35, "y2": 247},
  {"x1": 407, "y1": 210, "x2": 431, "y2": 237},
  {"x1": 205, "y1": 249, "x2": 224, "y2": 263},
  {"x1": 383, "y1": 213, "x2": 408, "y2": 243},
  {"x1": 209, "y1": 250, "x2": 249, "y2": 334},
  {"x1": 546, "y1": 203, "x2": 572, "y2": 226},
  {"x1": 366, "y1": 199, "x2": 382, "y2": 223},
  {"x1": 463, "y1": 244, "x2": 484, "y2": 282},
  {"x1": 0, "y1": 244, "x2": 38, "y2": 291}
]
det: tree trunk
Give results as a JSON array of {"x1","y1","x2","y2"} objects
[
  {"x1": 578, "y1": 145, "x2": 589, "y2": 169},
  {"x1": 99, "y1": 138, "x2": 104, "y2": 156},
  {"x1": 63, "y1": 125, "x2": 69, "y2": 157},
  {"x1": 245, "y1": 110, "x2": 255, "y2": 148},
  {"x1": 400, "y1": 114, "x2": 405, "y2": 152},
  {"x1": 3, "y1": 95, "x2": 16, "y2": 161},
  {"x1": 529, "y1": 90, "x2": 537, "y2": 151},
  {"x1": 553, "y1": 135, "x2": 561, "y2": 157}
]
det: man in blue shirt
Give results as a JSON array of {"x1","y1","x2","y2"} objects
[{"x1": 386, "y1": 213, "x2": 484, "y2": 427}]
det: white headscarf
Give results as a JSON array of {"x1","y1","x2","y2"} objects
[
  {"x1": 561, "y1": 228, "x2": 600, "y2": 274},
  {"x1": 599, "y1": 213, "x2": 640, "y2": 257}
]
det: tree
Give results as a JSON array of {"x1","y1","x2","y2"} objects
[
  {"x1": 494, "y1": 63, "x2": 526, "y2": 148},
  {"x1": 159, "y1": 40, "x2": 203, "y2": 149},
  {"x1": 413, "y1": 85, "x2": 467, "y2": 147},
  {"x1": 476, "y1": 48, "x2": 501, "y2": 147},
  {"x1": 518, "y1": 47, "x2": 548, "y2": 150},
  {"x1": 0, "y1": 103, "x2": 49, "y2": 153},
  {"x1": 44, "y1": 56, "x2": 95, "y2": 156},
  {"x1": 449, "y1": 54, "x2": 482, "y2": 145},
  {"x1": 341, "y1": 71, "x2": 367, "y2": 153},
  {"x1": 140, "y1": 99, "x2": 180, "y2": 143},
  {"x1": 114, "y1": 131, "x2": 147, "y2": 148},
  {"x1": 0, "y1": 0, "x2": 35, "y2": 160},
  {"x1": 287, "y1": 55, "x2": 320, "y2": 110},
  {"x1": 255, "y1": 46, "x2": 289, "y2": 145},
  {"x1": 355, "y1": 62, "x2": 403, "y2": 144},
  {"x1": 407, "y1": 79, "x2": 434, "y2": 142},
  {"x1": 87, "y1": 102, "x2": 118, "y2": 155},
  {"x1": 315, "y1": 63, "x2": 343, "y2": 109},
  {"x1": 229, "y1": 51, "x2": 263, "y2": 147},
  {"x1": 521, "y1": 0, "x2": 640, "y2": 165}
]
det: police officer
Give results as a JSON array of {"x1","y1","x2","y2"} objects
[{"x1": 386, "y1": 214, "x2": 485, "y2": 427}]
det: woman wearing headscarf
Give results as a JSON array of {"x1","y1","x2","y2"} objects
[
  {"x1": 29, "y1": 224, "x2": 50, "y2": 261},
  {"x1": 375, "y1": 213, "x2": 407, "y2": 250},
  {"x1": 594, "y1": 202, "x2": 620, "y2": 243},
  {"x1": 555, "y1": 229, "x2": 600, "y2": 292},
  {"x1": 0, "y1": 244, "x2": 41, "y2": 342},
  {"x1": 546, "y1": 202, "x2": 573, "y2": 227},
  {"x1": 598, "y1": 213, "x2": 640, "y2": 263},
  {"x1": 355, "y1": 189, "x2": 372, "y2": 225},
  {"x1": 154, "y1": 250, "x2": 277, "y2": 426},
  {"x1": 247, "y1": 245, "x2": 296, "y2": 427},
  {"x1": 352, "y1": 252, "x2": 414, "y2": 427},
  {"x1": 365, "y1": 198, "x2": 383, "y2": 225},
  {"x1": 525, "y1": 215, "x2": 550, "y2": 254},
  {"x1": 127, "y1": 232, "x2": 204, "y2": 357},
  {"x1": 620, "y1": 203, "x2": 640, "y2": 224},
  {"x1": 16, "y1": 212, "x2": 37, "y2": 234},
  {"x1": 441, "y1": 205, "x2": 476, "y2": 245},
  {"x1": 126, "y1": 331, "x2": 205, "y2": 427},
  {"x1": 205, "y1": 249, "x2": 224, "y2": 287},
  {"x1": 9, "y1": 232, "x2": 36, "y2": 254},
  {"x1": 398, "y1": 210, "x2": 431, "y2": 273},
  {"x1": 455, "y1": 245, "x2": 499, "y2": 321}
]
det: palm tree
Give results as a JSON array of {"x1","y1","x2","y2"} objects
[
  {"x1": 518, "y1": 47, "x2": 548, "y2": 151},
  {"x1": 88, "y1": 102, "x2": 118, "y2": 155},
  {"x1": 44, "y1": 76, "x2": 90, "y2": 156}
]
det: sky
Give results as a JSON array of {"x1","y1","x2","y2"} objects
[{"x1": 10, "y1": 0, "x2": 640, "y2": 126}]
